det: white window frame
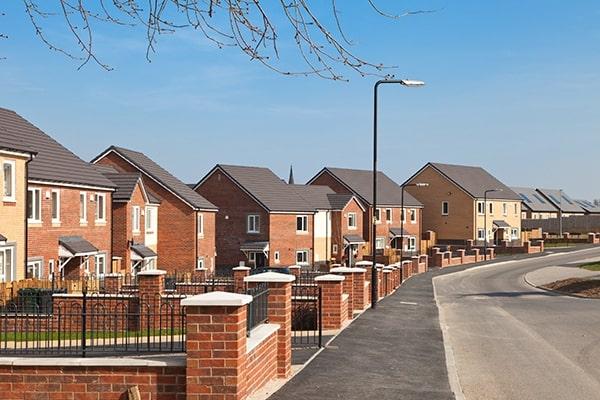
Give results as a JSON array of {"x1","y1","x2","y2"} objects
[
  {"x1": 145, "y1": 206, "x2": 154, "y2": 233},
  {"x1": 348, "y1": 212, "x2": 357, "y2": 230},
  {"x1": 48, "y1": 259, "x2": 55, "y2": 278},
  {"x1": 375, "y1": 237, "x2": 386, "y2": 250},
  {"x1": 2, "y1": 160, "x2": 16, "y2": 202},
  {"x1": 95, "y1": 193, "x2": 106, "y2": 223},
  {"x1": 514, "y1": 203, "x2": 519, "y2": 215},
  {"x1": 27, "y1": 187, "x2": 41, "y2": 223},
  {"x1": 442, "y1": 201, "x2": 449, "y2": 216},
  {"x1": 0, "y1": 247, "x2": 15, "y2": 282},
  {"x1": 132, "y1": 206, "x2": 141, "y2": 233},
  {"x1": 247, "y1": 215, "x2": 260, "y2": 234},
  {"x1": 51, "y1": 189, "x2": 61, "y2": 223},
  {"x1": 79, "y1": 192, "x2": 87, "y2": 224},
  {"x1": 385, "y1": 208, "x2": 393, "y2": 223},
  {"x1": 296, "y1": 250, "x2": 309, "y2": 265},
  {"x1": 197, "y1": 213, "x2": 204, "y2": 237},
  {"x1": 503, "y1": 203, "x2": 508, "y2": 216},
  {"x1": 488, "y1": 202, "x2": 493, "y2": 214},
  {"x1": 95, "y1": 254, "x2": 106, "y2": 276},
  {"x1": 375, "y1": 208, "x2": 382, "y2": 223},
  {"x1": 410, "y1": 209, "x2": 417, "y2": 224},
  {"x1": 83, "y1": 257, "x2": 90, "y2": 273},
  {"x1": 511, "y1": 228, "x2": 519, "y2": 240},
  {"x1": 477, "y1": 229, "x2": 485, "y2": 241},
  {"x1": 477, "y1": 201, "x2": 485, "y2": 215},
  {"x1": 274, "y1": 251, "x2": 280, "y2": 264},
  {"x1": 296, "y1": 215, "x2": 309, "y2": 233},
  {"x1": 248, "y1": 252, "x2": 256, "y2": 262},
  {"x1": 196, "y1": 257, "x2": 205, "y2": 270},
  {"x1": 332, "y1": 244, "x2": 338, "y2": 254},
  {"x1": 408, "y1": 237, "x2": 417, "y2": 251},
  {"x1": 27, "y1": 259, "x2": 43, "y2": 280}
]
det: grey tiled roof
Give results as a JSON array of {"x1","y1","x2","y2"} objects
[
  {"x1": 131, "y1": 244, "x2": 157, "y2": 259},
  {"x1": 574, "y1": 199, "x2": 600, "y2": 214},
  {"x1": 426, "y1": 163, "x2": 520, "y2": 200},
  {"x1": 493, "y1": 220, "x2": 511, "y2": 228},
  {"x1": 291, "y1": 185, "x2": 335, "y2": 210},
  {"x1": 0, "y1": 234, "x2": 7, "y2": 242},
  {"x1": 327, "y1": 193, "x2": 356, "y2": 211},
  {"x1": 343, "y1": 235, "x2": 365, "y2": 244},
  {"x1": 536, "y1": 188, "x2": 585, "y2": 213},
  {"x1": 203, "y1": 165, "x2": 315, "y2": 213},
  {"x1": 99, "y1": 171, "x2": 142, "y2": 202},
  {"x1": 240, "y1": 241, "x2": 269, "y2": 251},
  {"x1": 0, "y1": 108, "x2": 115, "y2": 189},
  {"x1": 313, "y1": 167, "x2": 422, "y2": 207},
  {"x1": 59, "y1": 236, "x2": 98, "y2": 255},
  {"x1": 94, "y1": 146, "x2": 216, "y2": 210},
  {"x1": 511, "y1": 187, "x2": 558, "y2": 213}
]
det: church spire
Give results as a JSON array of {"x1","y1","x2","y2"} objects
[{"x1": 288, "y1": 165, "x2": 295, "y2": 184}]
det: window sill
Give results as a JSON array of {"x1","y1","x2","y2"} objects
[
  {"x1": 51, "y1": 222, "x2": 61, "y2": 227},
  {"x1": 28, "y1": 221, "x2": 42, "y2": 226},
  {"x1": 197, "y1": 235, "x2": 204, "y2": 239},
  {"x1": 296, "y1": 231, "x2": 309, "y2": 235},
  {"x1": 348, "y1": 226, "x2": 357, "y2": 230},
  {"x1": 95, "y1": 221, "x2": 107, "y2": 226},
  {"x1": 3, "y1": 198, "x2": 15, "y2": 204},
  {"x1": 247, "y1": 231, "x2": 261, "y2": 235}
]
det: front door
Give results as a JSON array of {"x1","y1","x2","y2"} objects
[{"x1": 254, "y1": 252, "x2": 267, "y2": 268}]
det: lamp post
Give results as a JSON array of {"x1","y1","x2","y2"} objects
[
  {"x1": 372, "y1": 79, "x2": 425, "y2": 309},
  {"x1": 400, "y1": 183, "x2": 429, "y2": 263},
  {"x1": 558, "y1": 189, "x2": 563, "y2": 237},
  {"x1": 483, "y1": 188, "x2": 503, "y2": 261}
]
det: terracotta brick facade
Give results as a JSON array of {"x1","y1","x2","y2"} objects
[{"x1": 27, "y1": 183, "x2": 112, "y2": 279}]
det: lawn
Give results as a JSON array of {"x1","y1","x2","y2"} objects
[
  {"x1": 580, "y1": 262, "x2": 600, "y2": 272},
  {"x1": 544, "y1": 242, "x2": 576, "y2": 248}
]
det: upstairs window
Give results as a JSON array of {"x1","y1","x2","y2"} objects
[
  {"x1": 145, "y1": 207, "x2": 154, "y2": 232},
  {"x1": 247, "y1": 215, "x2": 260, "y2": 233},
  {"x1": 296, "y1": 215, "x2": 309, "y2": 233},
  {"x1": 2, "y1": 161, "x2": 15, "y2": 202},
  {"x1": 477, "y1": 201, "x2": 485, "y2": 215},
  {"x1": 375, "y1": 208, "x2": 382, "y2": 223},
  {"x1": 197, "y1": 213, "x2": 204, "y2": 237},
  {"x1": 502, "y1": 203, "x2": 508, "y2": 216},
  {"x1": 51, "y1": 189, "x2": 60, "y2": 223},
  {"x1": 96, "y1": 193, "x2": 106, "y2": 222},
  {"x1": 385, "y1": 209, "x2": 392, "y2": 223},
  {"x1": 348, "y1": 212, "x2": 357, "y2": 229},
  {"x1": 488, "y1": 202, "x2": 494, "y2": 214},
  {"x1": 27, "y1": 188, "x2": 41, "y2": 222},
  {"x1": 79, "y1": 192, "x2": 87, "y2": 223},
  {"x1": 410, "y1": 209, "x2": 417, "y2": 223},
  {"x1": 442, "y1": 201, "x2": 449, "y2": 216},
  {"x1": 132, "y1": 206, "x2": 141, "y2": 233}
]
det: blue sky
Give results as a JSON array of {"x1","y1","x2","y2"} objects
[{"x1": 1, "y1": 1, "x2": 600, "y2": 198}]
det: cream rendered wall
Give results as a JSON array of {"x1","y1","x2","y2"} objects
[
  {"x1": 313, "y1": 210, "x2": 331, "y2": 266},
  {"x1": 144, "y1": 205, "x2": 158, "y2": 251},
  {"x1": 474, "y1": 199, "x2": 522, "y2": 241}
]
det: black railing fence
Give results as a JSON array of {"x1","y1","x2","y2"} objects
[
  {"x1": 164, "y1": 271, "x2": 235, "y2": 294},
  {"x1": 246, "y1": 283, "x2": 269, "y2": 336},
  {"x1": 291, "y1": 285, "x2": 322, "y2": 348}
]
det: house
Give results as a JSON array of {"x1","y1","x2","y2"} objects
[
  {"x1": 94, "y1": 165, "x2": 161, "y2": 274},
  {"x1": 574, "y1": 199, "x2": 600, "y2": 215},
  {"x1": 0, "y1": 108, "x2": 116, "y2": 280},
  {"x1": 511, "y1": 187, "x2": 559, "y2": 220},
  {"x1": 92, "y1": 146, "x2": 218, "y2": 273},
  {"x1": 404, "y1": 162, "x2": 521, "y2": 245},
  {"x1": 307, "y1": 167, "x2": 423, "y2": 260},
  {"x1": 0, "y1": 134, "x2": 36, "y2": 282},
  {"x1": 194, "y1": 165, "x2": 317, "y2": 268},
  {"x1": 535, "y1": 188, "x2": 585, "y2": 217}
]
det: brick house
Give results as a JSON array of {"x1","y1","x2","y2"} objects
[
  {"x1": 92, "y1": 146, "x2": 218, "y2": 273},
  {"x1": 308, "y1": 167, "x2": 423, "y2": 260},
  {"x1": 194, "y1": 165, "x2": 318, "y2": 269},
  {"x1": 0, "y1": 108, "x2": 116, "y2": 280},
  {"x1": 511, "y1": 186, "x2": 559, "y2": 220},
  {"x1": 94, "y1": 164, "x2": 161, "y2": 274},
  {"x1": 534, "y1": 188, "x2": 585, "y2": 217},
  {"x1": 405, "y1": 162, "x2": 522, "y2": 245},
  {"x1": 0, "y1": 134, "x2": 36, "y2": 282}
]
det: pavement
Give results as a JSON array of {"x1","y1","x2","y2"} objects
[
  {"x1": 525, "y1": 266, "x2": 600, "y2": 287},
  {"x1": 434, "y1": 246, "x2": 600, "y2": 400}
]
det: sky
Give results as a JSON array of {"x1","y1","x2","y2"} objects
[{"x1": 1, "y1": 1, "x2": 600, "y2": 199}]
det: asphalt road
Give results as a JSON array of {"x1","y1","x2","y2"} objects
[{"x1": 434, "y1": 246, "x2": 600, "y2": 400}]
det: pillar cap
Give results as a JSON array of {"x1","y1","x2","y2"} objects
[
  {"x1": 137, "y1": 269, "x2": 167, "y2": 276},
  {"x1": 355, "y1": 261, "x2": 372, "y2": 266},
  {"x1": 244, "y1": 271, "x2": 296, "y2": 283},
  {"x1": 287, "y1": 265, "x2": 302, "y2": 269},
  {"x1": 314, "y1": 274, "x2": 345, "y2": 282},
  {"x1": 330, "y1": 267, "x2": 366, "y2": 273},
  {"x1": 232, "y1": 266, "x2": 251, "y2": 271},
  {"x1": 181, "y1": 291, "x2": 252, "y2": 307},
  {"x1": 104, "y1": 273, "x2": 123, "y2": 277}
]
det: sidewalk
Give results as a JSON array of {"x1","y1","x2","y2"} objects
[
  {"x1": 269, "y1": 271, "x2": 455, "y2": 400},
  {"x1": 525, "y1": 266, "x2": 600, "y2": 287}
]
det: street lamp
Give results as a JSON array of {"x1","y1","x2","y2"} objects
[
  {"x1": 400, "y1": 182, "x2": 429, "y2": 263},
  {"x1": 558, "y1": 189, "x2": 563, "y2": 237},
  {"x1": 483, "y1": 188, "x2": 503, "y2": 261},
  {"x1": 372, "y1": 79, "x2": 425, "y2": 309}
]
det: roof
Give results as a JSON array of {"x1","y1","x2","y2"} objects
[
  {"x1": 423, "y1": 163, "x2": 520, "y2": 200},
  {"x1": 493, "y1": 220, "x2": 511, "y2": 228},
  {"x1": 574, "y1": 199, "x2": 600, "y2": 214},
  {"x1": 510, "y1": 187, "x2": 558, "y2": 213},
  {"x1": 240, "y1": 241, "x2": 270, "y2": 252},
  {"x1": 291, "y1": 185, "x2": 336, "y2": 210},
  {"x1": 389, "y1": 227, "x2": 406, "y2": 237},
  {"x1": 327, "y1": 193, "x2": 358, "y2": 211},
  {"x1": 131, "y1": 244, "x2": 157, "y2": 259},
  {"x1": 0, "y1": 234, "x2": 6, "y2": 242},
  {"x1": 0, "y1": 133, "x2": 36, "y2": 156},
  {"x1": 343, "y1": 235, "x2": 365, "y2": 244},
  {"x1": 199, "y1": 165, "x2": 315, "y2": 213},
  {"x1": 0, "y1": 108, "x2": 115, "y2": 189},
  {"x1": 59, "y1": 236, "x2": 98, "y2": 256},
  {"x1": 536, "y1": 189, "x2": 585, "y2": 213},
  {"x1": 310, "y1": 167, "x2": 422, "y2": 207},
  {"x1": 92, "y1": 146, "x2": 215, "y2": 210},
  {"x1": 100, "y1": 171, "x2": 143, "y2": 202}
]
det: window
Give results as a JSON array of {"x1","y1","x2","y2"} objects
[
  {"x1": 375, "y1": 208, "x2": 381, "y2": 223},
  {"x1": 51, "y1": 189, "x2": 60, "y2": 223},
  {"x1": 348, "y1": 212, "x2": 357, "y2": 229},
  {"x1": 27, "y1": 188, "x2": 41, "y2": 222},
  {"x1": 248, "y1": 252, "x2": 256, "y2": 262},
  {"x1": 96, "y1": 193, "x2": 106, "y2": 222},
  {"x1": 95, "y1": 254, "x2": 106, "y2": 276},
  {"x1": 477, "y1": 229, "x2": 485, "y2": 240},
  {"x1": 146, "y1": 258, "x2": 157, "y2": 270},
  {"x1": 197, "y1": 213, "x2": 204, "y2": 237},
  {"x1": 247, "y1": 215, "x2": 260, "y2": 233},
  {"x1": 502, "y1": 203, "x2": 508, "y2": 216},
  {"x1": 145, "y1": 207, "x2": 154, "y2": 232},
  {"x1": 132, "y1": 206, "x2": 141, "y2": 233},
  {"x1": 385, "y1": 209, "x2": 392, "y2": 223},
  {"x1": 375, "y1": 237, "x2": 386, "y2": 250},
  {"x1": 79, "y1": 192, "x2": 87, "y2": 223},
  {"x1": 488, "y1": 202, "x2": 493, "y2": 214},
  {"x1": 511, "y1": 228, "x2": 519, "y2": 240},
  {"x1": 2, "y1": 161, "x2": 15, "y2": 202},
  {"x1": 477, "y1": 201, "x2": 485, "y2": 215},
  {"x1": 274, "y1": 251, "x2": 280, "y2": 264},
  {"x1": 514, "y1": 203, "x2": 519, "y2": 215},
  {"x1": 296, "y1": 215, "x2": 308, "y2": 233},
  {"x1": 332, "y1": 244, "x2": 338, "y2": 254},
  {"x1": 0, "y1": 247, "x2": 14, "y2": 282},
  {"x1": 408, "y1": 237, "x2": 417, "y2": 251},
  {"x1": 83, "y1": 258, "x2": 90, "y2": 273},
  {"x1": 48, "y1": 260, "x2": 55, "y2": 279},
  {"x1": 410, "y1": 209, "x2": 417, "y2": 223},
  {"x1": 26, "y1": 259, "x2": 42, "y2": 280},
  {"x1": 401, "y1": 208, "x2": 406, "y2": 222},
  {"x1": 196, "y1": 257, "x2": 205, "y2": 270},
  {"x1": 442, "y1": 201, "x2": 449, "y2": 216},
  {"x1": 296, "y1": 250, "x2": 309, "y2": 265}
]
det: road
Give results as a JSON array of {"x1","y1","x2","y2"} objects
[{"x1": 434, "y1": 247, "x2": 600, "y2": 400}]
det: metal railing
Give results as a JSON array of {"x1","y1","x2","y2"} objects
[
  {"x1": 164, "y1": 272, "x2": 235, "y2": 294},
  {"x1": 246, "y1": 283, "x2": 269, "y2": 336}
]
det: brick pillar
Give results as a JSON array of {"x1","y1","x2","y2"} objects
[
  {"x1": 351, "y1": 268, "x2": 366, "y2": 312},
  {"x1": 466, "y1": 239, "x2": 474, "y2": 251},
  {"x1": 181, "y1": 291, "x2": 252, "y2": 400},
  {"x1": 383, "y1": 267, "x2": 393, "y2": 294},
  {"x1": 472, "y1": 248, "x2": 480, "y2": 262},
  {"x1": 233, "y1": 266, "x2": 250, "y2": 293},
  {"x1": 588, "y1": 233, "x2": 596, "y2": 244},
  {"x1": 411, "y1": 256, "x2": 419, "y2": 277},
  {"x1": 245, "y1": 272, "x2": 295, "y2": 378},
  {"x1": 315, "y1": 274, "x2": 346, "y2": 330},
  {"x1": 103, "y1": 273, "x2": 122, "y2": 294},
  {"x1": 137, "y1": 269, "x2": 166, "y2": 302},
  {"x1": 456, "y1": 249, "x2": 466, "y2": 264},
  {"x1": 331, "y1": 267, "x2": 355, "y2": 319},
  {"x1": 486, "y1": 248, "x2": 495, "y2": 259},
  {"x1": 288, "y1": 265, "x2": 302, "y2": 279},
  {"x1": 376, "y1": 266, "x2": 384, "y2": 300}
]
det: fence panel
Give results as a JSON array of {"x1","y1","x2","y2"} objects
[{"x1": 291, "y1": 285, "x2": 322, "y2": 349}]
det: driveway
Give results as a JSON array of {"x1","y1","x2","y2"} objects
[{"x1": 434, "y1": 247, "x2": 600, "y2": 400}]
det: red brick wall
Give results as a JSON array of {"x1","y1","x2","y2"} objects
[
  {"x1": 331, "y1": 198, "x2": 366, "y2": 263},
  {"x1": 0, "y1": 364, "x2": 185, "y2": 399},
  {"x1": 27, "y1": 184, "x2": 112, "y2": 279},
  {"x1": 195, "y1": 170, "x2": 268, "y2": 268},
  {"x1": 244, "y1": 330, "x2": 278, "y2": 396},
  {"x1": 95, "y1": 153, "x2": 216, "y2": 273},
  {"x1": 269, "y1": 214, "x2": 314, "y2": 266}
]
